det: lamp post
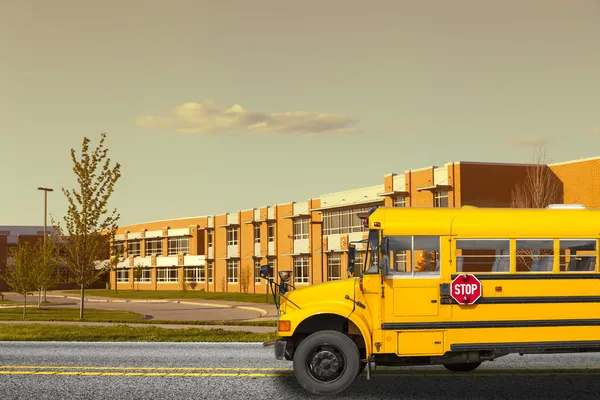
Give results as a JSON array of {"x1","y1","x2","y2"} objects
[{"x1": 38, "y1": 187, "x2": 53, "y2": 302}]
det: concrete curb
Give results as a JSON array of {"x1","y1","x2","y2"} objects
[
  {"x1": 43, "y1": 295, "x2": 270, "y2": 317},
  {"x1": 0, "y1": 305, "x2": 43, "y2": 309}
]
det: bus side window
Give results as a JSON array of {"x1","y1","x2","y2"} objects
[
  {"x1": 516, "y1": 239, "x2": 554, "y2": 272},
  {"x1": 413, "y1": 236, "x2": 440, "y2": 275},
  {"x1": 381, "y1": 235, "x2": 440, "y2": 276},
  {"x1": 559, "y1": 239, "x2": 597, "y2": 272},
  {"x1": 455, "y1": 239, "x2": 510, "y2": 273}
]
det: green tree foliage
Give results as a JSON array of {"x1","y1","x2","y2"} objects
[
  {"x1": 133, "y1": 264, "x2": 144, "y2": 291},
  {"x1": 2, "y1": 242, "x2": 39, "y2": 319},
  {"x1": 33, "y1": 232, "x2": 61, "y2": 308},
  {"x1": 52, "y1": 133, "x2": 122, "y2": 319}
]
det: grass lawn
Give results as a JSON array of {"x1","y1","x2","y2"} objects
[
  {"x1": 62, "y1": 289, "x2": 274, "y2": 304},
  {"x1": 0, "y1": 324, "x2": 277, "y2": 342},
  {"x1": 0, "y1": 307, "x2": 276, "y2": 326},
  {"x1": 0, "y1": 307, "x2": 144, "y2": 322}
]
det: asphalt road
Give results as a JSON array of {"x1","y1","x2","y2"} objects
[{"x1": 1, "y1": 342, "x2": 600, "y2": 399}]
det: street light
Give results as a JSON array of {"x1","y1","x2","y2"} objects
[{"x1": 38, "y1": 187, "x2": 53, "y2": 302}]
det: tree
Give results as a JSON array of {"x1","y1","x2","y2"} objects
[
  {"x1": 133, "y1": 264, "x2": 144, "y2": 291},
  {"x1": 2, "y1": 242, "x2": 39, "y2": 319},
  {"x1": 511, "y1": 145, "x2": 560, "y2": 209},
  {"x1": 52, "y1": 133, "x2": 122, "y2": 319},
  {"x1": 33, "y1": 231, "x2": 61, "y2": 308},
  {"x1": 240, "y1": 264, "x2": 252, "y2": 293},
  {"x1": 511, "y1": 145, "x2": 560, "y2": 270}
]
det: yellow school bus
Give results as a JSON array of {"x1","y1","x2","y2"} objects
[{"x1": 263, "y1": 205, "x2": 600, "y2": 395}]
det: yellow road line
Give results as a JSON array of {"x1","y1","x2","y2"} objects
[
  {"x1": 0, "y1": 371, "x2": 295, "y2": 377},
  {"x1": 3, "y1": 365, "x2": 600, "y2": 373},
  {"x1": 0, "y1": 365, "x2": 292, "y2": 371},
  {"x1": 1, "y1": 370, "x2": 600, "y2": 377}
]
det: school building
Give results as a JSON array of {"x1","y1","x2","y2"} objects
[
  {"x1": 0, "y1": 226, "x2": 81, "y2": 291},
  {"x1": 104, "y1": 155, "x2": 600, "y2": 293}
]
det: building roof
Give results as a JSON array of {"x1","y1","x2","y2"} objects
[{"x1": 0, "y1": 225, "x2": 54, "y2": 245}]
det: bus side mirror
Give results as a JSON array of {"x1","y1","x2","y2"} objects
[
  {"x1": 347, "y1": 245, "x2": 356, "y2": 275},
  {"x1": 260, "y1": 265, "x2": 270, "y2": 278}
]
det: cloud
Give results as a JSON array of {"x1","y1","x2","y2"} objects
[
  {"x1": 135, "y1": 101, "x2": 358, "y2": 135},
  {"x1": 505, "y1": 137, "x2": 549, "y2": 148},
  {"x1": 592, "y1": 126, "x2": 600, "y2": 135}
]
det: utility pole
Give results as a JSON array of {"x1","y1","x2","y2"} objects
[{"x1": 38, "y1": 187, "x2": 53, "y2": 302}]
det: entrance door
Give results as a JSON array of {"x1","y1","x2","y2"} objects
[{"x1": 379, "y1": 235, "x2": 450, "y2": 356}]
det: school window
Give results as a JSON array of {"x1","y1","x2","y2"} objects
[
  {"x1": 207, "y1": 261, "x2": 213, "y2": 283},
  {"x1": 455, "y1": 239, "x2": 510, "y2": 273},
  {"x1": 254, "y1": 259, "x2": 262, "y2": 283},
  {"x1": 127, "y1": 240, "x2": 141, "y2": 257},
  {"x1": 133, "y1": 268, "x2": 151, "y2": 283},
  {"x1": 394, "y1": 196, "x2": 406, "y2": 207},
  {"x1": 254, "y1": 225, "x2": 260, "y2": 244},
  {"x1": 156, "y1": 267, "x2": 178, "y2": 283},
  {"x1": 516, "y1": 239, "x2": 554, "y2": 272},
  {"x1": 207, "y1": 230, "x2": 213, "y2": 248},
  {"x1": 268, "y1": 223, "x2": 275, "y2": 242},
  {"x1": 323, "y1": 207, "x2": 372, "y2": 235},
  {"x1": 185, "y1": 266, "x2": 205, "y2": 283},
  {"x1": 267, "y1": 258, "x2": 276, "y2": 277},
  {"x1": 355, "y1": 251, "x2": 365, "y2": 272},
  {"x1": 293, "y1": 218, "x2": 309, "y2": 240},
  {"x1": 113, "y1": 242, "x2": 125, "y2": 257},
  {"x1": 167, "y1": 237, "x2": 189, "y2": 255},
  {"x1": 57, "y1": 267, "x2": 72, "y2": 283},
  {"x1": 327, "y1": 253, "x2": 342, "y2": 280},
  {"x1": 227, "y1": 228, "x2": 238, "y2": 246},
  {"x1": 116, "y1": 269, "x2": 129, "y2": 282},
  {"x1": 434, "y1": 191, "x2": 449, "y2": 208},
  {"x1": 381, "y1": 236, "x2": 440, "y2": 275},
  {"x1": 227, "y1": 259, "x2": 239, "y2": 283},
  {"x1": 395, "y1": 250, "x2": 407, "y2": 272},
  {"x1": 145, "y1": 238, "x2": 162, "y2": 256},
  {"x1": 293, "y1": 255, "x2": 310, "y2": 284},
  {"x1": 559, "y1": 239, "x2": 597, "y2": 272}
]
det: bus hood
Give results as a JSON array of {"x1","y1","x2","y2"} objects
[{"x1": 280, "y1": 278, "x2": 358, "y2": 313}]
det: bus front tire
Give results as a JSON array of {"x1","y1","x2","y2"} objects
[
  {"x1": 293, "y1": 330, "x2": 361, "y2": 395},
  {"x1": 443, "y1": 362, "x2": 481, "y2": 372},
  {"x1": 357, "y1": 361, "x2": 367, "y2": 376}
]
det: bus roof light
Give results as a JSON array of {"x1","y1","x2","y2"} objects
[{"x1": 546, "y1": 204, "x2": 586, "y2": 209}]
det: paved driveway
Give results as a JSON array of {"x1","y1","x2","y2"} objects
[{"x1": 1, "y1": 292, "x2": 277, "y2": 322}]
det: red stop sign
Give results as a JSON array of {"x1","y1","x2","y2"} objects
[{"x1": 450, "y1": 274, "x2": 482, "y2": 305}]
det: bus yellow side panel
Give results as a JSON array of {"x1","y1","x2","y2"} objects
[
  {"x1": 446, "y1": 326, "x2": 600, "y2": 348},
  {"x1": 393, "y1": 287, "x2": 440, "y2": 317},
  {"x1": 398, "y1": 331, "x2": 444, "y2": 356}
]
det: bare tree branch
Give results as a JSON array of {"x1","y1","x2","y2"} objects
[
  {"x1": 511, "y1": 145, "x2": 560, "y2": 209},
  {"x1": 511, "y1": 145, "x2": 561, "y2": 270}
]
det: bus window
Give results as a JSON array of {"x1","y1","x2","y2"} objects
[
  {"x1": 559, "y1": 239, "x2": 597, "y2": 272},
  {"x1": 516, "y1": 239, "x2": 554, "y2": 272},
  {"x1": 364, "y1": 229, "x2": 380, "y2": 274},
  {"x1": 455, "y1": 239, "x2": 510, "y2": 273},
  {"x1": 381, "y1": 235, "x2": 440, "y2": 276}
]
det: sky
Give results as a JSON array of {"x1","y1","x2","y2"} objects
[{"x1": 1, "y1": 0, "x2": 599, "y2": 227}]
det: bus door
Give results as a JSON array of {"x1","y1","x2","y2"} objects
[{"x1": 379, "y1": 234, "x2": 450, "y2": 356}]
